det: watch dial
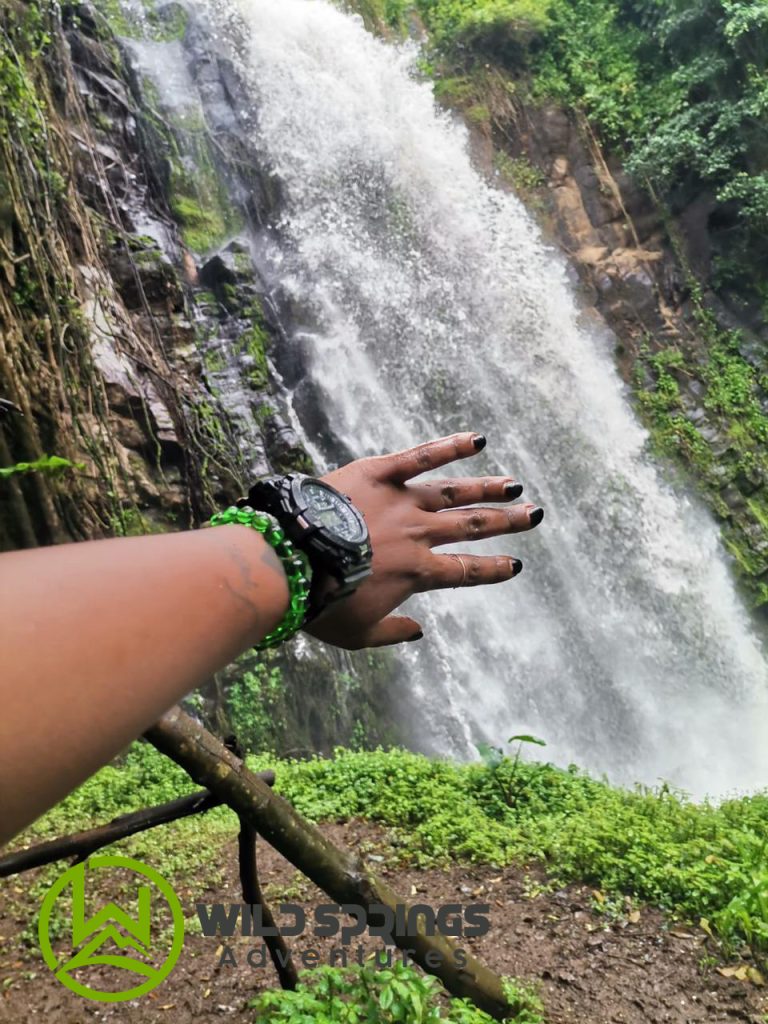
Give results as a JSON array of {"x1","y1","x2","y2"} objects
[{"x1": 301, "y1": 480, "x2": 365, "y2": 543}]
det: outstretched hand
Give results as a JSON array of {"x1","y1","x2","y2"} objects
[{"x1": 306, "y1": 432, "x2": 544, "y2": 650}]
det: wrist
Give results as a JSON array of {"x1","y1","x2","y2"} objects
[
  {"x1": 243, "y1": 474, "x2": 373, "y2": 625},
  {"x1": 209, "y1": 507, "x2": 311, "y2": 649},
  {"x1": 233, "y1": 525, "x2": 291, "y2": 639}
]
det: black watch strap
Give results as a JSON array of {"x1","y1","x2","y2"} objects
[{"x1": 240, "y1": 475, "x2": 372, "y2": 623}]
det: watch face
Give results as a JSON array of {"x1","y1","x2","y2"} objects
[{"x1": 300, "y1": 480, "x2": 366, "y2": 544}]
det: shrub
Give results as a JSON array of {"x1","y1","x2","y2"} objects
[{"x1": 250, "y1": 963, "x2": 544, "y2": 1024}]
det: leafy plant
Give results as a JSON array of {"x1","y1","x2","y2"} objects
[
  {"x1": 415, "y1": 0, "x2": 552, "y2": 59},
  {"x1": 494, "y1": 153, "x2": 545, "y2": 193},
  {"x1": 250, "y1": 962, "x2": 543, "y2": 1023},
  {"x1": 0, "y1": 454, "x2": 84, "y2": 478},
  {"x1": 227, "y1": 655, "x2": 286, "y2": 752},
  {"x1": 477, "y1": 734, "x2": 547, "y2": 808}
]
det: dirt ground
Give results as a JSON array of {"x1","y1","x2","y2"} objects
[{"x1": 1, "y1": 821, "x2": 765, "y2": 1024}]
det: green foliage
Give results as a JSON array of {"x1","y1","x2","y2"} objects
[
  {"x1": 26, "y1": 742, "x2": 197, "y2": 833},
  {"x1": 170, "y1": 193, "x2": 229, "y2": 254},
  {"x1": 718, "y1": 171, "x2": 768, "y2": 225},
  {"x1": 108, "y1": 505, "x2": 173, "y2": 537},
  {"x1": 19, "y1": 744, "x2": 768, "y2": 966},
  {"x1": 16, "y1": 741, "x2": 233, "y2": 886},
  {"x1": 227, "y1": 655, "x2": 286, "y2": 752},
  {"x1": 0, "y1": 3, "x2": 52, "y2": 154},
  {"x1": 493, "y1": 153, "x2": 544, "y2": 193},
  {"x1": 477, "y1": 735, "x2": 548, "y2": 808},
  {"x1": 417, "y1": 0, "x2": 552, "y2": 55},
  {"x1": 704, "y1": 345, "x2": 768, "y2": 443},
  {"x1": 235, "y1": 304, "x2": 271, "y2": 390},
  {"x1": 630, "y1": 280, "x2": 768, "y2": 604},
  {"x1": 527, "y1": 0, "x2": 768, "y2": 300},
  {"x1": 243, "y1": 747, "x2": 768, "y2": 963},
  {"x1": 93, "y1": 0, "x2": 189, "y2": 42},
  {"x1": 250, "y1": 963, "x2": 543, "y2": 1024},
  {"x1": 337, "y1": 0, "x2": 412, "y2": 34},
  {"x1": 0, "y1": 454, "x2": 84, "y2": 478},
  {"x1": 635, "y1": 347, "x2": 709, "y2": 465},
  {"x1": 418, "y1": 0, "x2": 768, "y2": 303},
  {"x1": 534, "y1": 0, "x2": 651, "y2": 137},
  {"x1": 502, "y1": 978, "x2": 545, "y2": 1024},
  {"x1": 155, "y1": 100, "x2": 241, "y2": 254}
]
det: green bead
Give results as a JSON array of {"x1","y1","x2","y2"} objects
[{"x1": 211, "y1": 499, "x2": 311, "y2": 651}]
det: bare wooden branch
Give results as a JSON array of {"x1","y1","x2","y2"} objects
[
  {"x1": 238, "y1": 817, "x2": 299, "y2": 990},
  {"x1": 0, "y1": 772, "x2": 275, "y2": 878},
  {"x1": 145, "y1": 708, "x2": 517, "y2": 1020}
]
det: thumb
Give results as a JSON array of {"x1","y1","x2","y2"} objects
[{"x1": 361, "y1": 616, "x2": 424, "y2": 648}]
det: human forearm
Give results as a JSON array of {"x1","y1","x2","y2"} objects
[
  {"x1": 0, "y1": 432, "x2": 545, "y2": 847},
  {"x1": 0, "y1": 524, "x2": 288, "y2": 844}
]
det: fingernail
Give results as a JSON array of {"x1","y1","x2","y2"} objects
[
  {"x1": 409, "y1": 630, "x2": 424, "y2": 642},
  {"x1": 510, "y1": 558, "x2": 523, "y2": 577},
  {"x1": 472, "y1": 434, "x2": 487, "y2": 451},
  {"x1": 505, "y1": 482, "x2": 523, "y2": 499},
  {"x1": 528, "y1": 507, "x2": 544, "y2": 527}
]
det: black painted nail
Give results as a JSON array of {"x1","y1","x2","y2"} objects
[
  {"x1": 472, "y1": 434, "x2": 487, "y2": 451},
  {"x1": 409, "y1": 630, "x2": 424, "y2": 642},
  {"x1": 528, "y1": 507, "x2": 544, "y2": 527},
  {"x1": 505, "y1": 482, "x2": 523, "y2": 500},
  {"x1": 510, "y1": 558, "x2": 523, "y2": 577}
]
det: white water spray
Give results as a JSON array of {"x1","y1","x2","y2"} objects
[{"x1": 152, "y1": 0, "x2": 768, "y2": 795}]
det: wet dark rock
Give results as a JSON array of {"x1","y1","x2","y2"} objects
[
  {"x1": 721, "y1": 485, "x2": 746, "y2": 512},
  {"x1": 262, "y1": 410, "x2": 312, "y2": 475},
  {"x1": 199, "y1": 253, "x2": 238, "y2": 289},
  {"x1": 111, "y1": 241, "x2": 182, "y2": 310},
  {"x1": 199, "y1": 239, "x2": 256, "y2": 292},
  {"x1": 735, "y1": 468, "x2": 763, "y2": 496}
]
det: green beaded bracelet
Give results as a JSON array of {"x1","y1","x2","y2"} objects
[{"x1": 210, "y1": 505, "x2": 311, "y2": 650}]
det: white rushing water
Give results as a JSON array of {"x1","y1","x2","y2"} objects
[{"x1": 180, "y1": 0, "x2": 766, "y2": 795}]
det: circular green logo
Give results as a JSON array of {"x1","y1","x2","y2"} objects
[{"x1": 38, "y1": 854, "x2": 184, "y2": 1002}]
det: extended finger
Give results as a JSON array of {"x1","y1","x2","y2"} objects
[
  {"x1": 410, "y1": 476, "x2": 523, "y2": 511},
  {"x1": 424, "y1": 504, "x2": 544, "y2": 547},
  {"x1": 369, "y1": 432, "x2": 487, "y2": 484},
  {"x1": 359, "y1": 615, "x2": 424, "y2": 647},
  {"x1": 421, "y1": 553, "x2": 522, "y2": 590}
]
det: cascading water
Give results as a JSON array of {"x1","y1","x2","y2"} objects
[{"x1": 136, "y1": 0, "x2": 767, "y2": 795}]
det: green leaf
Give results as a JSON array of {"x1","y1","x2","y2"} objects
[
  {"x1": 475, "y1": 742, "x2": 504, "y2": 768},
  {"x1": 378, "y1": 986, "x2": 394, "y2": 1010},
  {"x1": 508, "y1": 734, "x2": 547, "y2": 747},
  {"x1": 0, "y1": 454, "x2": 84, "y2": 478}
]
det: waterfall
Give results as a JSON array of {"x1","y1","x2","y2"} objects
[{"x1": 134, "y1": 0, "x2": 767, "y2": 796}]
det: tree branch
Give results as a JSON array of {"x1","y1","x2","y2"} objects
[
  {"x1": 0, "y1": 772, "x2": 274, "y2": 878},
  {"x1": 145, "y1": 707, "x2": 516, "y2": 1020},
  {"x1": 238, "y1": 817, "x2": 299, "y2": 990}
]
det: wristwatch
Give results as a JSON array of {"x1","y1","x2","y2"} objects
[{"x1": 240, "y1": 474, "x2": 373, "y2": 622}]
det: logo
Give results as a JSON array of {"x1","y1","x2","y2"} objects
[{"x1": 38, "y1": 854, "x2": 184, "y2": 1002}]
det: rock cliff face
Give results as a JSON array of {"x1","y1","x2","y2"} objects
[
  {"x1": 0, "y1": 0, "x2": 401, "y2": 751},
  {"x1": 458, "y1": 86, "x2": 768, "y2": 616}
]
